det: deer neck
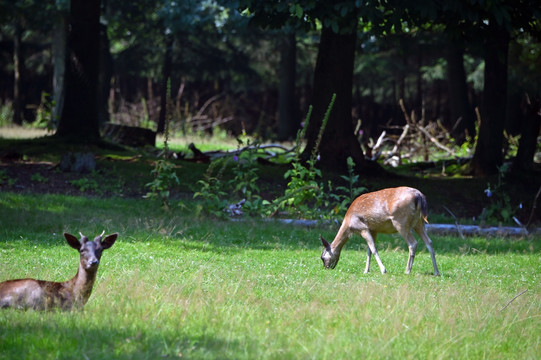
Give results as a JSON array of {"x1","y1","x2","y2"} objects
[
  {"x1": 330, "y1": 225, "x2": 351, "y2": 254},
  {"x1": 64, "y1": 264, "x2": 98, "y2": 305}
]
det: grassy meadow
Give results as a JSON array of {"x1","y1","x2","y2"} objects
[{"x1": 0, "y1": 193, "x2": 540, "y2": 359}]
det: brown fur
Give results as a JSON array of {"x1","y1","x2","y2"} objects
[
  {"x1": 321, "y1": 187, "x2": 440, "y2": 275},
  {"x1": 0, "y1": 232, "x2": 117, "y2": 310}
]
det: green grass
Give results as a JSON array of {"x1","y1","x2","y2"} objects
[{"x1": 0, "y1": 193, "x2": 540, "y2": 359}]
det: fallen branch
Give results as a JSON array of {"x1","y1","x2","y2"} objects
[
  {"x1": 389, "y1": 124, "x2": 409, "y2": 158},
  {"x1": 204, "y1": 144, "x2": 296, "y2": 160},
  {"x1": 243, "y1": 218, "x2": 541, "y2": 237},
  {"x1": 416, "y1": 125, "x2": 457, "y2": 157},
  {"x1": 371, "y1": 131, "x2": 387, "y2": 159}
]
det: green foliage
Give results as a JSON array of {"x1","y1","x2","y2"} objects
[
  {"x1": 481, "y1": 163, "x2": 517, "y2": 225},
  {"x1": 231, "y1": 138, "x2": 260, "y2": 199},
  {"x1": 193, "y1": 137, "x2": 268, "y2": 218},
  {"x1": 328, "y1": 156, "x2": 368, "y2": 217},
  {"x1": 30, "y1": 172, "x2": 48, "y2": 183},
  {"x1": 144, "y1": 159, "x2": 180, "y2": 209},
  {"x1": 145, "y1": 78, "x2": 180, "y2": 210},
  {"x1": 0, "y1": 169, "x2": 16, "y2": 187},
  {"x1": 229, "y1": 138, "x2": 270, "y2": 216},
  {"x1": 271, "y1": 94, "x2": 335, "y2": 219},
  {"x1": 70, "y1": 177, "x2": 100, "y2": 194},
  {"x1": 193, "y1": 157, "x2": 230, "y2": 218},
  {"x1": 33, "y1": 92, "x2": 57, "y2": 130},
  {"x1": 0, "y1": 102, "x2": 14, "y2": 126}
]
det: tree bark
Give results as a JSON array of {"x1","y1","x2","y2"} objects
[
  {"x1": 470, "y1": 21, "x2": 510, "y2": 176},
  {"x1": 445, "y1": 40, "x2": 476, "y2": 142},
  {"x1": 56, "y1": 0, "x2": 101, "y2": 141},
  {"x1": 302, "y1": 24, "x2": 380, "y2": 173},
  {"x1": 157, "y1": 34, "x2": 173, "y2": 134},
  {"x1": 98, "y1": 23, "x2": 113, "y2": 127},
  {"x1": 13, "y1": 18, "x2": 24, "y2": 126},
  {"x1": 52, "y1": 15, "x2": 67, "y2": 128},
  {"x1": 513, "y1": 96, "x2": 541, "y2": 171},
  {"x1": 277, "y1": 31, "x2": 298, "y2": 140}
]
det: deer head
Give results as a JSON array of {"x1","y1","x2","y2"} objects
[
  {"x1": 64, "y1": 231, "x2": 117, "y2": 271},
  {"x1": 320, "y1": 236, "x2": 340, "y2": 269}
]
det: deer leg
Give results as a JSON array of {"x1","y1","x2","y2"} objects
[
  {"x1": 414, "y1": 223, "x2": 441, "y2": 276},
  {"x1": 364, "y1": 247, "x2": 372, "y2": 274},
  {"x1": 361, "y1": 230, "x2": 386, "y2": 274},
  {"x1": 364, "y1": 231, "x2": 377, "y2": 273},
  {"x1": 393, "y1": 221, "x2": 418, "y2": 274},
  {"x1": 404, "y1": 233, "x2": 418, "y2": 274}
]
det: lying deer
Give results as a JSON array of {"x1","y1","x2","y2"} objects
[
  {"x1": 321, "y1": 187, "x2": 440, "y2": 276},
  {"x1": 0, "y1": 231, "x2": 118, "y2": 310}
]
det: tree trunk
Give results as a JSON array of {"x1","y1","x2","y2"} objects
[
  {"x1": 277, "y1": 31, "x2": 298, "y2": 141},
  {"x1": 157, "y1": 34, "x2": 173, "y2": 134},
  {"x1": 470, "y1": 21, "x2": 510, "y2": 176},
  {"x1": 56, "y1": 0, "x2": 101, "y2": 141},
  {"x1": 302, "y1": 24, "x2": 380, "y2": 173},
  {"x1": 13, "y1": 19, "x2": 24, "y2": 126},
  {"x1": 445, "y1": 40, "x2": 476, "y2": 142},
  {"x1": 513, "y1": 96, "x2": 541, "y2": 171},
  {"x1": 52, "y1": 15, "x2": 67, "y2": 128},
  {"x1": 416, "y1": 50, "x2": 423, "y2": 116},
  {"x1": 97, "y1": 23, "x2": 113, "y2": 127}
]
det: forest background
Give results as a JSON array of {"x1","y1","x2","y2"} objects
[{"x1": 0, "y1": 0, "x2": 540, "y2": 224}]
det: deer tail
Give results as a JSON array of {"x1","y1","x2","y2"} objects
[{"x1": 415, "y1": 192, "x2": 429, "y2": 223}]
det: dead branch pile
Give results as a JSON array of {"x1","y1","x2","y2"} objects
[
  {"x1": 368, "y1": 99, "x2": 463, "y2": 167},
  {"x1": 177, "y1": 93, "x2": 235, "y2": 132},
  {"x1": 187, "y1": 142, "x2": 295, "y2": 162}
]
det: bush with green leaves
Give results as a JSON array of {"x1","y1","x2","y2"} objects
[
  {"x1": 31, "y1": 172, "x2": 49, "y2": 184},
  {"x1": 192, "y1": 94, "x2": 370, "y2": 221},
  {"x1": 193, "y1": 137, "x2": 269, "y2": 218},
  {"x1": 33, "y1": 92, "x2": 57, "y2": 130},
  {"x1": 145, "y1": 159, "x2": 180, "y2": 209},
  {"x1": 0, "y1": 169, "x2": 16, "y2": 187},
  {"x1": 270, "y1": 94, "x2": 336, "y2": 220},
  {"x1": 145, "y1": 78, "x2": 180, "y2": 210},
  {"x1": 70, "y1": 177, "x2": 100, "y2": 193},
  {"x1": 327, "y1": 156, "x2": 368, "y2": 218},
  {"x1": 481, "y1": 163, "x2": 517, "y2": 225},
  {"x1": 193, "y1": 157, "x2": 230, "y2": 218}
]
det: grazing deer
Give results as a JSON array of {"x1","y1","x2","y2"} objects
[
  {"x1": 0, "y1": 231, "x2": 118, "y2": 310},
  {"x1": 321, "y1": 187, "x2": 440, "y2": 276}
]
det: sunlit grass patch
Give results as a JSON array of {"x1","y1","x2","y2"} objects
[{"x1": 0, "y1": 193, "x2": 540, "y2": 359}]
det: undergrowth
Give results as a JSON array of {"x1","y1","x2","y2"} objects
[{"x1": 189, "y1": 93, "x2": 370, "y2": 222}]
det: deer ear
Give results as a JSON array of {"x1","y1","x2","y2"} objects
[
  {"x1": 64, "y1": 233, "x2": 81, "y2": 250},
  {"x1": 101, "y1": 233, "x2": 118, "y2": 249},
  {"x1": 320, "y1": 236, "x2": 331, "y2": 249}
]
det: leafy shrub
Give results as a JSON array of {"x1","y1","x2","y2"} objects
[
  {"x1": 31, "y1": 172, "x2": 49, "y2": 183},
  {"x1": 145, "y1": 78, "x2": 180, "y2": 209},
  {"x1": 70, "y1": 177, "x2": 100, "y2": 193},
  {"x1": 481, "y1": 163, "x2": 518, "y2": 225},
  {"x1": 327, "y1": 156, "x2": 368, "y2": 218},
  {"x1": 145, "y1": 159, "x2": 180, "y2": 209},
  {"x1": 193, "y1": 157, "x2": 230, "y2": 217},
  {"x1": 270, "y1": 94, "x2": 336, "y2": 220},
  {"x1": 0, "y1": 169, "x2": 16, "y2": 187}
]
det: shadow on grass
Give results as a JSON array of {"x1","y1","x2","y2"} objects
[
  {"x1": 1, "y1": 192, "x2": 539, "y2": 256},
  {"x1": 0, "y1": 316, "x2": 249, "y2": 359}
]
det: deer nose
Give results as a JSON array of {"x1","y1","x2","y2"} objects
[{"x1": 89, "y1": 258, "x2": 99, "y2": 266}]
